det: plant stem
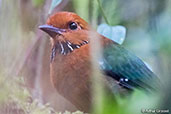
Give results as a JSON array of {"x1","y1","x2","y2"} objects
[{"x1": 97, "y1": 0, "x2": 110, "y2": 25}]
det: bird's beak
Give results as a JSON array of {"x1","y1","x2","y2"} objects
[{"x1": 39, "y1": 25, "x2": 65, "y2": 38}]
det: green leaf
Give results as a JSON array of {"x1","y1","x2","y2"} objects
[
  {"x1": 97, "y1": 23, "x2": 126, "y2": 44},
  {"x1": 48, "y1": 0, "x2": 62, "y2": 14}
]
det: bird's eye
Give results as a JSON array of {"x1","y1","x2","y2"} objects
[{"x1": 69, "y1": 22, "x2": 78, "y2": 30}]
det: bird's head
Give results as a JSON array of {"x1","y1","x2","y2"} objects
[{"x1": 39, "y1": 12, "x2": 91, "y2": 55}]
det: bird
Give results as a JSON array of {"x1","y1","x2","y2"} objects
[{"x1": 39, "y1": 11, "x2": 160, "y2": 112}]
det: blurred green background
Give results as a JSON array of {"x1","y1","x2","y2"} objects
[{"x1": 0, "y1": 0, "x2": 171, "y2": 114}]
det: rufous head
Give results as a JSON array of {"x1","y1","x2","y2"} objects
[
  {"x1": 46, "y1": 12, "x2": 89, "y2": 30},
  {"x1": 39, "y1": 12, "x2": 90, "y2": 37},
  {"x1": 39, "y1": 12, "x2": 91, "y2": 55}
]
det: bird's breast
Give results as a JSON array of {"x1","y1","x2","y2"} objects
[{"x1": 50, "y1": 44, "x2": 92, "y2": 111}]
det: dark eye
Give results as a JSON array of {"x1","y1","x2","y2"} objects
[{"x1": 69, "y1": 22, "x2": 78, "y2": 30}]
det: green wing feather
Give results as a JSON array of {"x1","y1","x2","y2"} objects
[{"x1": 100, "y1": 43, "x2": 160, "y2": 92}]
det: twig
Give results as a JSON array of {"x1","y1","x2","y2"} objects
[
  {"x1": 16, "y1": 0, "x2": 70, "y2": 76},
  {"x1": 97, "y1": 0, "x2": 110, "y2": 25},
  {"x1": 16, "y1": 31, "x2": 43, "y2": 76}
]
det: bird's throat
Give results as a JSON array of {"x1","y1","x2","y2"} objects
[{"x1": 51, "y1": 40, "x2": 89, "y2": 62}]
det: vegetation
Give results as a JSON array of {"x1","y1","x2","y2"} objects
[{"x1": 0, "y1": 0, "x2": 170, "y2": 114}]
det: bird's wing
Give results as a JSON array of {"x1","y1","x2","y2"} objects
[{"x1": 99, "y1": 43, "x2": 160, "y2": 92}]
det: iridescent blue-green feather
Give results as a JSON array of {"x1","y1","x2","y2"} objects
[{"x1": 100, "y1": 43, "x2": 160, "y2": 92}]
